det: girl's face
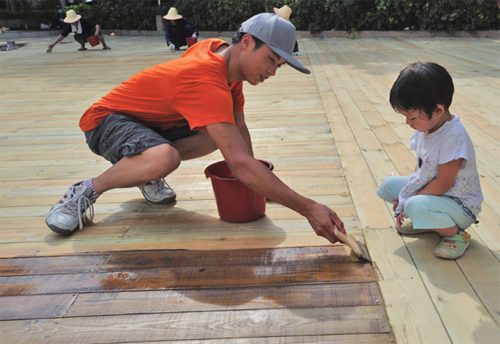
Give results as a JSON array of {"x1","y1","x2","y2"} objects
[{"x1": 398, "y1": 106, "x2": 449, "y2": 134}]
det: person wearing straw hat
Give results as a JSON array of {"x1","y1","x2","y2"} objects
[
  {"x1": 273, "y1": 5, "x2": 301, "y2": 56},
  {"x1": 45, "y1": 13, "x2": 346, "y2": 247},
  {"x1": 163, "y1": 7, "x2": 198, "y2": 51},
  {"x1": 47, "y1": 10, "x2": 111, "y2": 53}
]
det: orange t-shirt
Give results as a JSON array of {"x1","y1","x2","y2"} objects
[{"x1": 79, "y1": 38, "x2": 244, "y2": 132}]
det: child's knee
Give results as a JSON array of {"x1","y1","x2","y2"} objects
[
  {"x1": 405, "y1": 195, "x2": 429, "y2": 217},
  {"x1": 377, "y1": 176, "x2": 401, "y2": 202}
]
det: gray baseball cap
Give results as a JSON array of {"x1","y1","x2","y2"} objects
[{"x1": 239, "y1": 13, "x2": 310, "y2": 74}]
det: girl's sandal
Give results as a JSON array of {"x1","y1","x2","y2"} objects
[
  {"x1": 434, "y1": 231, "x2": 471, "y2": 259},
  {"x1": 396, "y1": 218, "x2": 434, "y2": 235}
]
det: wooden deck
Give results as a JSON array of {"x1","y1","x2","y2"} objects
[{"x1": 0, "y1": 35, "x2": 499, "y2": 343}]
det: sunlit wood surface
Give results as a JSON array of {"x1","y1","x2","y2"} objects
[{"x1": 1, "y1": 35, "x2": 499, "y2": 343}]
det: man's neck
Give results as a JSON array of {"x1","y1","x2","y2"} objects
[{"x1": 217, "y1": 45, "x2": 241, "y2": 84}]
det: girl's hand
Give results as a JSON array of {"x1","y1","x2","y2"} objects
[
  {"x1": 391, "y1": 198, "x2": 399, "y2": 212},
  {"x1": 396, "y1": 213, "x2": 404, "y2": 228}
]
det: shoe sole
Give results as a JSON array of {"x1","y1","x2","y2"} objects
[
  {"x1": 46, "y1": 220, "x2": 76, "y2": 236},
  {"x1": 396, "y1": 226, "x2": 434, "y2": 235},
  {"x1": 434, "y1": 241, "x2": 470, "y2": 259},
  {"x1": 139, "y1": 190, "x2": 176, "y2": 205}
]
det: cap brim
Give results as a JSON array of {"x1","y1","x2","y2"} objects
[{"x1": 268, "y1": 45, "x2": 310, "y2": 74}]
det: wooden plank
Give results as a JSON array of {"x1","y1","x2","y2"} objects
[
  {"x1": 0, "y1": 261, "x2": 374, "y2": 296},
  {"x1": 0, "y1": 246, "x2": 356, "y2": 276},
  {"x1": 0, "y1": 294, "x2": 77, "y2": 320},
  {"x1": 67, "y1": 283, "x2": 382, "y2": 317},
  {"x1": 0, "y1": 306, "x2": 391, "y2": 343},
  {"x1": 364, "y1": 228, "x2": 451, "y2": 343},
  {"x1": 141, "y1": 335, "x2": 395, "y2": 344},
  {"x1": 401, "y1": 234, "x2": 500, "y2": 343}
]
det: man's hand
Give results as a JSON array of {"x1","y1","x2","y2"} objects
[{"x1": 304, "y1": 202, "x2": 345, "y2": 244}]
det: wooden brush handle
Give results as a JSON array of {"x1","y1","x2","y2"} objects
[{"x1": 333, "y1": 227, "x2": 363, "y2": 257}]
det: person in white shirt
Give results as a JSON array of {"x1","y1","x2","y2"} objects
[{"x1": 377, "y1": 62, "x2": 483, "y2": 259}]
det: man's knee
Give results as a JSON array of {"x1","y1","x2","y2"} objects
[{"x1": 141, "y1": 144, "x2": 181, "y2": 179}]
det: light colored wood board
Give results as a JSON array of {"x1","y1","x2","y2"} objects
[
  {"x1": 0, "y1": 210, "x2": 361, "y2": 232},
  {"x1": 0, "y1": 217, "x2": 362, "y2": 246},
  {"x1": 306, "y1": 41, "x2": 394, "y2": 229},
  {"x1": 473, "y1": 203, "x2": 500, "y2": 257},
  {"x1": 363, "y1": 228, "x2": 451, "y2": 344},
  {"x1": 0, "y1": 306, "x2": 391, "y2": 343},
  {"x1": 401, "y1": 234, "x2": 500, "y2": 342},
  {"x1": 68, "y1": 283, "x2": 382, "y2": 317},
  {"x1": 0, "y1": 294, "x2": 78, "y2": 320},
  {"x1": 0, "y1": 230, "x2": 359, "y2": 258},
  {"x1": 0, "y1": 184, "x2": 350, "y2": 207},
  {"x1": 0, "y1": 199, "x2": 355, "y2": 220},
  {"x1": 458, "y1": 227, "x2": 500, "y2": 326},
  {"x1": 135, "y1": 334, "x2": 395, "y2": 344}
]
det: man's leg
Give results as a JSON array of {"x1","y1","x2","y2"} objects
[
  {"x1": 74, "y1": 34, "x2": 87, "y2": 50},
  {"x1": 97, "y1": 34, "x2": 111, "y2": 50},
  {"x1": 46, "y1": 115, "x2": 183, "y2": 235},
  {"x1": 93, "y1": 143, "x2": 180, "y2": 193}
]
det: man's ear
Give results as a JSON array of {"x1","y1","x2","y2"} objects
[
  {"x1": 240, "y1": 33, "x2": 253, "y2": 51},
  {"x1": 433, "y1": 104, "x2": 446, "y2": 117}
]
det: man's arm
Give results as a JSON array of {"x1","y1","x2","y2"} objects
[
  {"x1": 417, "y1": 159, "x2": 463, "y2": 196},
  {"x1": 234, "y1": 111, "x2": 253, "y2": 157},
  {"x1": 206, "y1": 122, "x2": 345, "y2": 243}
]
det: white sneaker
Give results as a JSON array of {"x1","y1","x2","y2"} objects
[
  {"x1": 138, "y1": 178, "x2": 176, "y2": 204},
  {"x1": 45, "y1": 182, "x2": 95, "y2": 236},
  {"x1": 292, "y1": 52, "x2": 303, "y2": 56}
]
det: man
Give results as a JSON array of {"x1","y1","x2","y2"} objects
[
  {"x1": 45, "y1": 13, "x2": 345, "y2": 244},
  {"x1": 163, "y1": 7, "x2": 198, "y2": 51},
  {"x1": 47, "y1": 9, "x2": 111, "y2": 52}
]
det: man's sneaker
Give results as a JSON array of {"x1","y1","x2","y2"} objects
[
  {"x1": 138, "y1": 178, "x2": 176, "y2": 204},
  {"x1": 45, "y1": 182, "x2": 95, "y2": 236},
  {"x1": 434, "y1": 231, "x2": 472, "y2": 260},
  {"x1": 396, "y1": 218, "x2": 434, "y2": 235}
]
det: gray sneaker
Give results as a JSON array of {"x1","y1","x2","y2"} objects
[
  {"x1": 138, "y1": 178, "x2": 176, "y2": 204},
  {"x1": 45, "y1": 182, "x2": 95, "y2": 236}
]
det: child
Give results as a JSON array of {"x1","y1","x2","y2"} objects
[{"x1": 377, "y1": 62, "x2": 483, "y2": 259}]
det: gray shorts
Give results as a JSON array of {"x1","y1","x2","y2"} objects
[{"x1": 84, "y1": 113, "x2": 198, "y2": 164}]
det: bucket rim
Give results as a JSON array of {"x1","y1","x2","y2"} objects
[{"x1": 204, "y1": 160, "x2": 273, "y2": 180}]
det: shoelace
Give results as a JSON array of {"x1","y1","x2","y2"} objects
[
  {"x1": 58, "y1": 193, "x2": 95, "y2": 229},
  {"x1": 151, "y1": 178, "x2": 172, "y2": 194}
]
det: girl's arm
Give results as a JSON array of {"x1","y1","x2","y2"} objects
[{"x1": 417, "y1": 158, "x2": 463, "y2": 196}]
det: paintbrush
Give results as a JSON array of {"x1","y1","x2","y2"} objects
[{"x1": 333, "y1": 227, "x2": 372, "y2": 263}]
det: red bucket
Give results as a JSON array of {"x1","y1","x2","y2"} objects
[
  {"x1": 186, "y1": 36, "x2": 198, "y2": 48},
  {"x1": 205, "y1": 160, "x2": 273, "y2": 223},
  {"x1": 86, "y1": 35, "x2": 100, "y2": 47}
]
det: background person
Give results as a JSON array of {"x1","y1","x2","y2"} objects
[
  {"x1": 164, "y1": 7, "x2": 198, "y2": 51},
  {"x1": 47, "y1": 10, "x2": 111, "y2": 52},
  {"x1": 273, "y1": 5, "x2": 301, "y2": 56}
]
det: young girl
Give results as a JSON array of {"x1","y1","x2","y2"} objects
[{"x1": 377, "y1": 62, "x2": 483, "y2": 259}]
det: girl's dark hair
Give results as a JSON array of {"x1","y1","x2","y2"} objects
[
  {"x1": 389, "y1": 62, "x2": 454, "y2": 119},
  {"x1": 232, "y1": 31, "x2": 264, "y2": 50}
]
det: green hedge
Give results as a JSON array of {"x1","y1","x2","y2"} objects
[
  {"x1": 0, "y1": 10, "x2": 57, "y2": 21},
  {"x1": 3, "y1": 0, "x2": 499, "y2": 32}
]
